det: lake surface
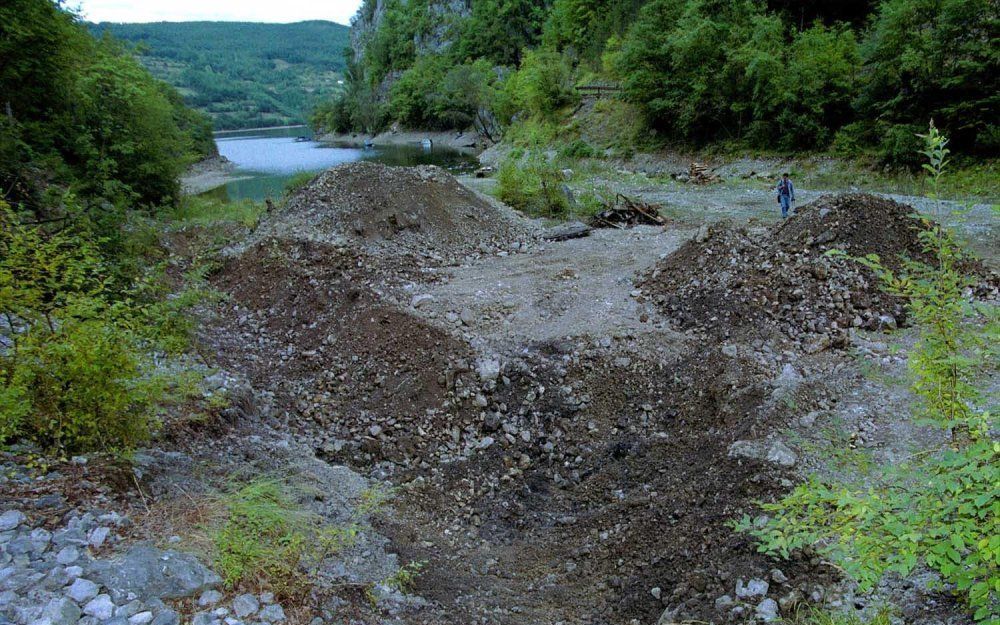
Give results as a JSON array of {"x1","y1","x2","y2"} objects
[{"x1": 212, "y1": 126, "x2": 479, "y2": 201}]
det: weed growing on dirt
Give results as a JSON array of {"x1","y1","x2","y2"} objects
[
  {"x1": 780, "y1": 606, "x2": 893, "y2": 625},
  {"x1": 212, "y1": 478, "x2": 358, "y2": 599},
  {"x1": 355, "y1": 484, "x2": 394, "y2": 517},
  {"x1": 737, "y1": 127, "x2": 999, "y2": 622},
  {"x1": 365, "y1": 560, "x2": 427, "y2": 607}
]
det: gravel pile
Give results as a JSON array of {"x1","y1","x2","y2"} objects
[
  {"x1": 640, "y1": 194, "x2": 938, "y2": 341},
  {"x1": 263, "y1": 162, "x2": 535, "y2": 265}
]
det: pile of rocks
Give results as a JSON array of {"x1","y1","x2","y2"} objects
[
  {"x1": 258, "y1": 162, "x2": 536, "y2": 267},
  {"x1": 640, "y1": 194, "x2": 937, "y2": 341},
  {"x1": 0, "y1": 507, "x2": 287, "y2": 625}
]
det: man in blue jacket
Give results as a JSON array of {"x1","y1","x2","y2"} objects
[{"x1": 776, "y1": 172, "x2": 795, "y2": 218}]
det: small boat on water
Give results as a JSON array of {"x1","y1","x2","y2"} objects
[{"x1": 294, "y1": 136, "x2": 310, "y2": 142}]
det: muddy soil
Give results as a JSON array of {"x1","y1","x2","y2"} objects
[{"x1": 197, "y1": 166, "x2": 988, "y2": 625}]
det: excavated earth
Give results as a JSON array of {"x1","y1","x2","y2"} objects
[{"x1": 196, "y1": 165, "x2": 993, "y2": 625}]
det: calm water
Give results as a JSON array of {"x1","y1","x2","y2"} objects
[{"x1": 212, "y1": 126, "x2": 479, "y2": 201}]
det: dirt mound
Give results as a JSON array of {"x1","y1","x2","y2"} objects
[
  {"x1": 640, "y1": 194, "x2": 933, "y2": 341},
  {"x1": 266, "y1": 162, "x2": 535, "y2": 263}
]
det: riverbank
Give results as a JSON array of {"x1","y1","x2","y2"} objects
[
  {"x1": 180, "y1": 155, "x2": 250, "y2": 195},
  {"x1": 319, "y1": 128, "x2": 485, "y2": 151}
]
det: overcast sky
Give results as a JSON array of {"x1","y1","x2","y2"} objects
[{"x1": 72, "y1": 0, "x2": 362, "y2": 26}]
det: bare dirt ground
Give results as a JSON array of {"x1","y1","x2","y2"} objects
[
  {"x1": 413, "y1": 225, "x2": 690, "y2": 347},
  {"x1": 189, "y1": 164, "x2": 994, "y2": 625}
]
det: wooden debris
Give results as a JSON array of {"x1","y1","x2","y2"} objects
[
  {"x1": 590, "y1": 194, "x2": 666, "y2": 228},
  {"x1": 687, "y1": 162, "x2": 722, "y2": 184}
]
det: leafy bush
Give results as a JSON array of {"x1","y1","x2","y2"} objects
[
  {"x1": 495, "y1": 50, "x2": 578, "y2": 125},
  {"x1": 495, "y1": 155, "x2": 570, "y2": 218},
  {"x1": 0, "y1": 202, "x2": 170, "y2": 453},
  {"x1": 737, "y1": 129, "x2": 1000, "y2": 622},
  {"x1": 559, "y1": 139, "x2": 597, "y2": 159}
]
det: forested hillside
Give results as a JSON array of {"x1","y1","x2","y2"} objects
[
  {"x1": 316, "y1": 0, "x2": 998, "y2": 164},
  {"x1": 92, "y1": 21, "x2": 351, "y2": 130}
]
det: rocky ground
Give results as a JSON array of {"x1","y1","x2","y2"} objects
[{"x1": 3, "y1": 163, "x2": 996, "y2": 625}]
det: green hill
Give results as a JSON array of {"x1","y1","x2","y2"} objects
[{"x1": 90, "y1": 21, "x2": 350, "y2": 130}]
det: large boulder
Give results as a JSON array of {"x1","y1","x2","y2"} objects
[{"x1": 87, "y1": 545, "x2": 221, "y2": 602}]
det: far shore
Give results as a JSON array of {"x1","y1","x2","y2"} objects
[{"x1": 213, "y1": 124, "x2": 309, "y2": 135}]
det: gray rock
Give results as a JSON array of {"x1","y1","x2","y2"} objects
[
  {"x1": 191, "y1": 612, "x2": 214, "y2": 625},
  {"x1": 475, "y1": 357, "x2": 501, "y2": 383},
  {"x1": 198, "y1": 590, "x2": 224, "y2": 607},
  {"x1": 756, "y1": 598, "x2": 780, "y2": 622},
  {"x1": 232, "y1": 594, "x2": 259, "y2": 618},
  {"x1": 150, "y1": 610, "x2": 180, "y2": 625},
  {"x1": 736, "y1": 578, "x2": 769, "y2": 599},
  {"x1": 0, "y1": 511, "x2": 25, "y2": 532},
  {"x1": 87, "y1": 545, "x2": 221, "y2": 601},
  {"x1": 410, "y1": 294, "x2": 434, "y2": 309},
  {"x1": 714, "y1": 594, "x2": 734, "y2": 610},
  {"x1": 766, "y1": 442, "x2": 797, "y2": 467},
  {"x1": 128, "y1": 611, "x2": 154, "y2": 625},
  {"x1": 83, "y1": 594, "x2": 115, "y2": 620},
  {"x1": 54, "y1": 546, "x2": 79, "y2": 566},
  {"x1": 41, "y1": 597, "x2": 82, "y2": 625},
  {"x1": 116, "y1": 601, "x2": 144, "y2": 618},
  {"x1": 258, "y1": 604, "x2": 285, "y2": 622},
  {"x1": 66, "y1": 577, "x2": 100, "y2": 603},
  {"x1": 88, "y1": 527, "x2": 111, "y2": 548}
]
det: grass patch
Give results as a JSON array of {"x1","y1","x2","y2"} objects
[
  {"x1": 781, "y1": 607, "x2": 893, "y2": 625},
  {"x1": 170, "y1": 195, "x2": 267, "y2": 229},
  {"x1": 212, "y1": 479, "x2": 359, "y2": 599}
]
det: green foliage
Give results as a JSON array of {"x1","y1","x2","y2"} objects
[
  {"x1": 0, "y1": 202, "x2": 170, "y2": 453},
  {"x1": 496, "y1": 155, "x2": 571, "y2": 218},
  {"x1": 780, "y1": 606, "x2": 893, "y2": 625},
  {"x1": 738, "y1": 132, "x2": 1000, "y2": 621},
  {"x1": 856, "y1": 0, "x2": 999, "y2": 160},
  {"x1": 92, "y1": 21, "x2": 351, "y2": 130},
  {"x1": 212, "y1": 479, "x2": 360, "y2": 598},
  {"x1": 452, "y1": 0, "x2": 549, "y2": 66},
  {"x1": 495, "y1": 50, "x2": 578, "y2": 125},
  {"x1": 1, "y1": 0, "x2": 213, "y2": 211},
  {"x1": 543, "y1": 0, "x2": 647, "y2": 62},
  {"x1": 613, "y1": 0, "x2": 860, "y2": 149}
]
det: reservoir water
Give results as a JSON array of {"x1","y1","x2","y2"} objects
[{"x1": 212, "y1": 126, "x2": 479, "y2": 201}]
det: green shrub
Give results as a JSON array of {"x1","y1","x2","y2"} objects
[
  {"x1": 559, "y1": 139, "x2": 596, "y2": 159},
  {"x1": 495, "y1": 155, "x2": 570, "y2": 218},
  {"x1": 0, "y1": 201, "x2": 185, "y2": 453}
]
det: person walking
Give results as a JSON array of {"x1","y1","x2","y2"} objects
[{"x1": 775, "y1": 172, "x2": 795, "y2": 218}]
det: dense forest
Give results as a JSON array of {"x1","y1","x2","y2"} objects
[
  {"x1": 315, "y1": 0, "x2": 999, "y2": 164},
  {"x1": 92, "y1": 21, "x2": 351, "y2": 130}
]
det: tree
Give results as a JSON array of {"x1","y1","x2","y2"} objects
[{"x1": 857, "y1": 0, "x2": 1000, "y2": 160}]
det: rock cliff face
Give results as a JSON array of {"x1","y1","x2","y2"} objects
[{"x1": 349, "y1": 0, "x2": 471, "y2": 66}]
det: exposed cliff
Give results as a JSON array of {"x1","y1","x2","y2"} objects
[{"x1": 349, "y1": 0, "x2": 471, "y2": 67}]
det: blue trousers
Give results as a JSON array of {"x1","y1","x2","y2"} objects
[{"x1": 779, "y1": 195, "x2": 791, "y2": 218}]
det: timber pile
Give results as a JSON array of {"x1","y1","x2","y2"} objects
[
  {"x1": 590, "y1": 194, "x2": 665, "y2": 228},
  {"x1": 688, "y1": 162, "x2": 722, "y2": 184}
]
